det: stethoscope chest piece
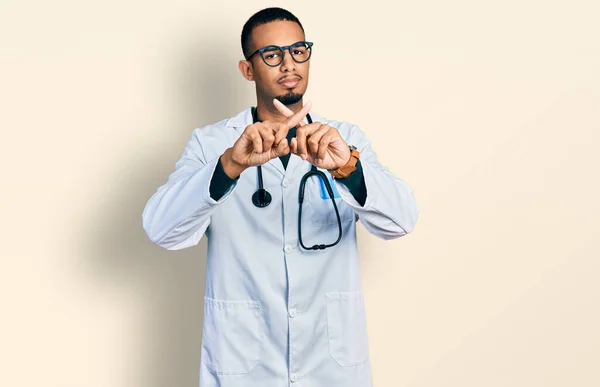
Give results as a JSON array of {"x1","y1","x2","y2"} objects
[{"x1": 252, "y1": 188, "x2": 272, "y2": 207}]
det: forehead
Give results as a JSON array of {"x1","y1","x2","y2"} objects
[{"x1": 251, "y1": 20, "x2": 306, "y2": 49}]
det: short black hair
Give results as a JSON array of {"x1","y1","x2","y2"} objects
[{"x1": 241, "y1": 7, "x2": 305, "y2": 59}]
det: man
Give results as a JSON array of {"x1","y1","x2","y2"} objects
[{"x1": 142, "y1": 7, "x2": 419, "y2": 387}]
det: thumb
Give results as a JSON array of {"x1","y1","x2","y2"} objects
[{"x1": 289, "y1": 137, "x2": 298, "y2": 154}]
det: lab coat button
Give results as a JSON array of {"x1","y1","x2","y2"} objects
[
  {"x1": 290, "y1": 373, "x2": 298, "y2": 382},
  {"x1": 289, "y1": 308, "x2": 297, "y2": 317},
  {"x1": 282, "y1": 179, "x2": 290, "y2": 188},
  {"x1": 284, "y1": 245, "x2": 293, "y2": 253}
]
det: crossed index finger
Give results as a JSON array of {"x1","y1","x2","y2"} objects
[
  {"x1": 269, "y1": 100, "x2": 312, "y2": 148},
  {"x1": 274, "y1": 99, "x2": 308, "y2": 128},
  {"x1": 281, "y1": 100, "x2": 312, "y2": 130}
]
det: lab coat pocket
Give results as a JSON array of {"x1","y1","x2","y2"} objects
[
  {"x1": 325, "y1": 291, "x2": 370, "y2": 367},
  {"x1": 307, "y1": 174, "x2": 355, "y2": 226},
  {"x1": 201, "y1": 297, "x2": 264, "y2": 375}
]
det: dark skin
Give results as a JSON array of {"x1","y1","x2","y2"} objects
[
  {"x1": 240, "y1": 20, "x2": 310, "y2": 122},
  {"x1": 221, "y1": 20, "x2": 351, "y2": 178}
]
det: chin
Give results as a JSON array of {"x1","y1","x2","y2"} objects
[{"x1": 275, "y1": 91, "x2": 304, "y2": 106}]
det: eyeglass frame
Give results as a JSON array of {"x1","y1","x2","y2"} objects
[{"x1": 245, "y1": 41, "x2": 314, "y2": 67}]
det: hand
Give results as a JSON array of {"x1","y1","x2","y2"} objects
[
  {"x1": 225, "y1": 101, "x2": 313, "y2": 175},
  {"x1": 273, "y1": 99, "x2": 350, "y2": 171}
]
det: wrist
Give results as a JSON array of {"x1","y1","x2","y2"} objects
[
  {"x1": 328, "y1": 145, "x2": 360, "y2": 179},
  {"x1": 221, "y1": 148, "x2": 247, "y2": 179},
  {"x1": 328, "y1": 153, "x2": 352, "y2": 172}
]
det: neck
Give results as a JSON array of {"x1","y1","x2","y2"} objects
[{"x1": 255, "y1": 97, "x2": 304, "y2": 122}]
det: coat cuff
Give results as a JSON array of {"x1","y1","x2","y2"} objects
[
  {"x1": 333, "y1": 159, "x2": 367, "y2": 206},
  {"x1": 209, "y1": 155, "x2": 239, "y2": 201}
]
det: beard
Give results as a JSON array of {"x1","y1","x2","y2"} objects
[{"x1": 275, "y1": 91, "x2": 303, "y2": 106}]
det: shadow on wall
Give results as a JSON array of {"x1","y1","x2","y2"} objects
[{"x1": 83, "y1": 34, "x2": 248, "y2": 387}]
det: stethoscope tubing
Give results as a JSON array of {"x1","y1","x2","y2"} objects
[{"x1": 251, "y1": 106, "x2": 342, "y2": 250}]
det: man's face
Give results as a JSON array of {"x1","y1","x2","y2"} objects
[{"x1": 245, "y1": 20, "x2": 310, "y2": 106}]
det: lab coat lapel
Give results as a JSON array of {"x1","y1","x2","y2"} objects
[
  {"x1": 267, "y1": 157, "x2": 285, "y2": 176},
  {"x1": 284, "y1": 152, "x2": 305, "y2": 178}
]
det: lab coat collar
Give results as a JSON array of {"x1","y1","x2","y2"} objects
[{"x1": 225, "y1": 106, "x2": 327, "y2": 176}]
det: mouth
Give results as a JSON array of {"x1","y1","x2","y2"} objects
[{"x1": 278, "y1": 76, "x2": 301, "y2": 88}]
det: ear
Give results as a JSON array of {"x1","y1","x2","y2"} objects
[{"x1": 238, "y1": 60, "x2": 255, "y2": 81}]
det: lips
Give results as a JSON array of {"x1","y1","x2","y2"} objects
[{"x1": 278, "y1": 76, "x2": 301, "y2": 88}]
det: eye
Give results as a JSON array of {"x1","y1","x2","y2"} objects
[{"x1": 263, "y1": 49, "x2": 280, "y2": 59}]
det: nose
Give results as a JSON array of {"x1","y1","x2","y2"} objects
[{"x1": 280, "y1": 49, "x2": 296, "y2": 72}]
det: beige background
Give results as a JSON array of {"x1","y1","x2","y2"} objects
[{"x1": 1, "y1": 0, "x2": 599, "y2": 386}]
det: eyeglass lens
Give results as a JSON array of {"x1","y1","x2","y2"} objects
[{"x1": 262, "y1": 43, "x2": 311, "y2": 66}]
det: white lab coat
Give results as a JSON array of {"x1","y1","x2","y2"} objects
[{"x1": 142, "y1": 106, "x2": 419, "y2": 387}]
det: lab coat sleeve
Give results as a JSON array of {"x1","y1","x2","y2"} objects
[
  {"x1": 142, "y1": 128, "x2": 238, "y2": 250},
  {"x1": 334, "y1": 124, "x2": 419, "y2": 240}
]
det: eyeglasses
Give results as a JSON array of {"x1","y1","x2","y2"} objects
[{"x1": 246, "y1": 41, "x2": 314, "y2": 67}]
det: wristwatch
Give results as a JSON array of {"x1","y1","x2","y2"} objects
[{"x1": 329, "y1": 145, "x2": 360, "y2": 179}]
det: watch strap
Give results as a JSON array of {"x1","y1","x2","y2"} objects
[{"x1": 329, "y1": 145, "x2": 360, "y2": 179}]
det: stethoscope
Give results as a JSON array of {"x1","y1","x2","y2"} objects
[{"x1": 251, "y1": 106, "x2": 342, "y2": 250}]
